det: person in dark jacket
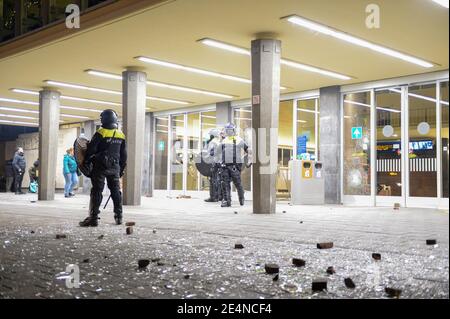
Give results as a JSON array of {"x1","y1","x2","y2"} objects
[
  {"x1": 29, "y1": 159, "x2": 39, "y2": 184},
  {"x1": 79, "y1": 109, "x2": 127, "y2": 227},
  {"x1": 12, "y1": 147, "x2": 26, "y2": 195},
  {"x1": 63, "y1": 149, "x2": 78, "y2": 198}
]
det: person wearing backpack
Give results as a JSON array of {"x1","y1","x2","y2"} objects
[{"x1": 63, "y1": 148, "x2": 78, "y2": 198}]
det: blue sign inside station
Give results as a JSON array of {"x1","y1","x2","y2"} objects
[{"x1": 351, "y1": 127, "x2": 363, "y2": 139}]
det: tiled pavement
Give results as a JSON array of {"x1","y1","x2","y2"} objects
[{"x1": 0, "y1": 192, "x2": 448, "y2": 299}]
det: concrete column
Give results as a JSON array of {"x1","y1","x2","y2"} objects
[
  {"x1": 122, "y1": 69, "x2": 147, "y2": 205},
  {"x1": 216, "y1": 101, "x2": 232, "y2": 127},
  {"x1": 319, "y1": 86, "x2": 341, "y2": 204},
  {"x1": 142, "y1": 112, "x2": 154, "y2": 197},
  {"x1": 38, "y1": 89, "x2": 60, "y2": 201},
  {"x1": 251, "y1": 38, "x2": 281, "y2": 214},
  {"x1": 81, "y1": 120, "x2": 96, "y2": 195}
]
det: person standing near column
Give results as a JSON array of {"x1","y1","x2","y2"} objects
[
  {"x1": 63, "y1": 149, "x2": 78, "y2": 198},
  {"x1": 12, "y1": 147, "x2": 26, "y2": 195},
  {"x1": 204, "y1": 128, "x2": 222, "y2": 202},
  {"x1": 79, "y1": 109, "x2": 127, "y2": 227}
]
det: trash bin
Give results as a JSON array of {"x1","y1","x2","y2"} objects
[{"x1": 289, "y1": 160, "x2": 325, "y2": 205}]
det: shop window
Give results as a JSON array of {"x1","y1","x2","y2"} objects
[
  {"x1": 0, "y1": 0, "x2": 16, "y2": 42},
  {"x1": 233, "y1": 107, "x2": 252, "y2": 191},
  {"x1": 441, "y1": 81, "x2": 449, "y2": 198},
  {"x1": 154, "y1": 116, "x2": 168, "y2": 190},
  {"x1": 296, "y1": 99, "x2": 318, "y2": 160},
  {"x1": 22, "y1": 0, "x2": 43, "y2": 34}
]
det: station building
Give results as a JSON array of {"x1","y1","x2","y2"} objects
[{"x1": 0, "y1": 0, "x2": 448, "y2": 211}]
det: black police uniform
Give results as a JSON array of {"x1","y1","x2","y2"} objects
[
  {"x1": 80, "y1": 111, "x2": 127, "y2": 227},
  {"x1": 204, "y1": 135, "x2": 222, "y2": 202},
  {"x1": 219, "y1": 136, "x2": 248, "y2": 207}
]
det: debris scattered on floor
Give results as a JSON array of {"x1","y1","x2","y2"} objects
[
  {"x1": 30, "y1": 230, "x2": 35, "y2": 234},
  {"x1": 126, "y1": 227, "x2": 133, "y2": 235},
  {"x1": 282, "y1": 211, "x2": 286, "y2": 214},
  {"x1": 55, "y1": 234, "x2": 66, "y2": 239},
  {"x1": 176, "y1": 195, "x2": 191, "y2": 199},
  {"x1": 265, "y1": 264, "x2": 279, "y2": 274},
  {"x1": 272, "y1": 274, "x2": 279, "y2": 281},
  {"x1": 385, "y1": 287, "x2": 402, "y2": 298},
  {"x1": 125, "y1": 222, "x2": 135, "y2": 227},
  {"x1": 312, "y1": 278, "x2": 327, "y2": 292},
  {"x1": 234, "y1": 211, "x2": 238, "y2": 214},
  {"x1": 30, "y1": 201, "x2": 36, "y2": 203},
  {"x1": 292, "y1": 258, "x2": 306, "y2": 267},
  {"x1": 138, "y1": 259, "x2": 150, "y2": 269},
  {"x1": 372, "y1": 253, "x2": 381, "y2": 260},
  {"x1": 184, "y1": 274, "x2": 190, "y2": 279},
  {"x1": 344, "y1": 278, "x2": 356, "y2": 289},
  {"x1": 153, "y1": 229, "x2": 157, "y2": 234},
  {"x1": 426, "y1": 239, "x2": 437, "y2": 245},
  {"x1": 299, "y1": 221, "x2": 303, "y2": 224},
  {"x1": 317, "y1": 242, "x2": 333, "y2": 249},
  {"x1": 151, "y1": 258, "x2": 160, "y2": 263},
  {"x1": 326, "y1": 266, "x2": 336, "y2": 275},
  {"x1": 394, "y1": 203, "x2": 401, "y2": 210},
  {"x1": 97, "y1": 235, "x2": 104, "y2": 240},
  {"x1": 82, "y1": 258, "x2": 90, "y2": 263},
  {"x1": 234, "y1": 243, "x2": 244, "y2": 249}
]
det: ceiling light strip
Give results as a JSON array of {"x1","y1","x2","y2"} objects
[
  {"x1": 199, "y1": 38, "x2": 351, "y2": 80},
  {"x1": 284, "y1": 15, "x2": 434, "y2": 68}
]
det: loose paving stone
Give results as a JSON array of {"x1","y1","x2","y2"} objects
[
  {"x1": 426, "y1": 239, "x2": 437, "y2": 245},
  {"x1": 317, "y1": 242, "x2": 333, "y2": 249},
  {"x1": 138, "y1": 259, "x2": 150, "y2": 269},
  {"x1": 125, "y1": 222, "x2": 135, "y2": 227},
  {"x1": 326, "y1": 266, "x2": 336, "y2": 275},
  {"x1": 273, "y1": 274, "x2": 279, "y2": 282},
  {"x1": 372, "y1": 253, "x2": 381, "y2": 260},
  {"x1": 385, "y1": 287, "x2": 402, "y2": 298},
  {"x1": 55, "y1": 234, "x2": 66, "y2": 239},
  {"x1": 97, "y1": 235, "x2": 104, "y2": 240},
  {"x1": 126, "y1": 227, "x2": 133, "y2": 235},
  {"x1": 292, "y1": 258, "x2": 306, "y2": 267},
  {"x1": 265, "y1": 264, "x2": 279, "y2": 274},
  {"x1": 312, "y1": 279, "x2": 327, "y2": 292},
  {"x1": 82, "y1": 258, "x2": 90, "y2": 263},
  {"x1": 344, "y1": 278, "x2": 356, "y2": 289},
  {"x1": 234, "y1": 243, "x2": 244, "y2": 249},
  {"x1": 394, "y1": 203, "x2": 401, "y2": 210}
]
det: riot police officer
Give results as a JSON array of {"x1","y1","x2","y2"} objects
[
  {"x1": 204, "y1": 128, "x2": 222, "y2": 202},
  {"x1": 79, "y1": 109, "x2": 127, "y2": 227},
  {"x1": 219, "y1": 123, "x2": 249, "y2": 207}
]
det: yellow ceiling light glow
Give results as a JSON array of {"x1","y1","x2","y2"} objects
[
  {"x1": 199, "y1": 38, "x2": 351, "y2": 80},
  {"x1": 85, "y1": 69, "x2": 235, "y2": 99},
  {"x1": 284, "y1": 15, "x2": 434, "y2": 68}
]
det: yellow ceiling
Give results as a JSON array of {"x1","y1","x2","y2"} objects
[{"x1": 0, "y1": 0, "x2": 448, "y2": 126}]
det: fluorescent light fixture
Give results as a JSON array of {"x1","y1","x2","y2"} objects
[
  {"x1": 0, "y1": 113, "x2": 37, "y2": 120},
  {"x1": 136, "y1": 56, "x2": 252, "y2": 84},
  {"x1": 60, "y1": 114, "x2": 90, "y2": 119},
  {"x1": 199, "y1": 38, "x2": 351, "y2": 80},
  {"x1": 389, "y1": 88, "x2": 449, "y2": 106},
  {"x1": 201, "y1": 115, "x2": 216, "y2": 119},
  {"x1": 297, "y1": 120, "x2": 308, "y2": 123},
  {"x1": 297, "y1": 108, "x2": 318, "y2": 114},
  {"x1": 146, "y1": 96, "x2": 189, "y2": 105},
  {"x1": 284, "y1": 15, "x2": 434, "y2": 68},
  {"x1": 86, "y1": 69, "x2": 234, "y2": 99},
  {"x1": 0, "y1": 119, "x2": 38, "y2": 126},
  {"x1": 45, "y1": 80, "x2": 122, "y2": 95},
  {"x1": 60, "y1": 105, "x2": 102, "y2": 113},
  {"x1": 11, "y1": 88, "x2": 120, "y2": 106},
  {"x1": 0, "y1": 97, "x2": 38, "y2": 105},
  {"x1": 432, "y1": 0, "x2": 449, "y2": 8},
  {"x1": 0, "y1": 106, "x2": 39, "y2": 114}
]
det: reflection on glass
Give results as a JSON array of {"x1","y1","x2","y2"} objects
[
  {"x1": 49, "y1": 0, "x2": 73, "y2": 22},
  {"x1": 22, "y1": 0, "x2": 42, "y2": 33},
  {"x1": 0, "y1": 0, "x2": 16, "y2": 42},
  {"x1": 277, "y1": 100, "x2": 293, "y2": 199},
  {"x1": 343, "y1": 92, "x2": 371, "y2": 195},
  {"x1": 187, "y1": 113, "x2": 200, "y2": 191},
  {"x1": 296, "y1": 99, "x2": 318, "y2": 159},
  {"x1": 441, "y1": 81, "x2": 449, "y2": 198},
  {"x1": 233, "y1": 107, "x2": 252, "y2": 191},
  {"x1": 171, "y1": 115, "x2": 184, "y2": 191},
  {"x1": 376, "y1": 88, "x2": 402, "y2": 197},
  {"x1": 154, "y1": 116, "x2": 168, "y2": 190},
  {"x1": 408, "y1": 84, "x2": 437, "y2": 197},
  {"x1": 200, "y1": 111, "x2": 216, "y2": 191}
]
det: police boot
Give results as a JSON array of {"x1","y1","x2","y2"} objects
[
  {"x1": 221, "y1": 200, "x2": 231, "y2": 207},
  {"x1": 79, "y1": 214, "x2": 99, "y2": 227},
  {"x1": 114, "y1": 210, "x2": 122, "y2": 225},
  {"x1": 205, "y1": 198, "x2": 218, "y2": 202},
  {"x1": 239, "y1": 196, "x2": 245, "y2": 206}
]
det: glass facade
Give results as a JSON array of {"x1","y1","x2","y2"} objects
[
  {"x1": 0, "y1": 0, "x2": 15, "y2": 42},
  {"x1": 186, "y1": 113, "x2": 200, "y2": 191},
  {"x1": 233, "y1": 107, "x2": 252, "y2": 192},
  {"x1": 200, "y1": 111, "x2": 217, "y2": 191},
  {"x1": 170, "y1": 114, "x2": 184, "y2": 191},
  {"x1": 441, "y1": 81, "x2": 449, "y2": 198},
  {"x1": 154, "y1": 116, "x2": 168, "y2": 190},
  {"x1": 375, "y1": 88, "x2": 402, "y2": 197},
  {"x1": 408, "y1": 84, "x2": 437, "y2": 198},
  {"x1": 343, "y1": 92, "x2": 372, "y2": 196},
  {"x1": 296, "y1": 98, "x2": 318, "y2": 159}
]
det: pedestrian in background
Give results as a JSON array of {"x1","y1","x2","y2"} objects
[
  {"x1": 12, "y1": 147, "x2": 26, "y2": 195},
  {"x1": 63, "y1": 148, "x2": 78, "y2": 198}
]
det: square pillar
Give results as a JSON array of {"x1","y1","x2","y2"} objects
[
  {"x1": 319, "y1": 86, "x2": 342, "y2": 204},
  {"x1": 81, "y1": 120, "x2": 96, "y2": 195},
  {"x1": 216, "y1": 101, "x2": 232, "y2": 127},
  {"x1": 251, "y1": 38, "x2": 281, "y2": 214},
  {"x1": 122, "y1": 69, "x2": 147, "y2": 205},
  {"x1": 38, "y1": 89, "x2": 60, "y2": 200},
  {"x1": 142, "y1": 112, "x2": 154, "y2": 197}
]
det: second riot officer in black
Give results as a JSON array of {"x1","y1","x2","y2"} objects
[{"x1": 79, "y1": 109, "x2": 127, "y2": 227}]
